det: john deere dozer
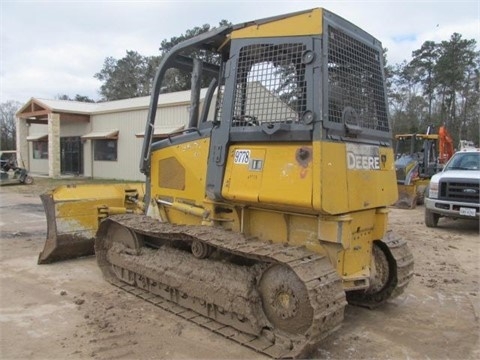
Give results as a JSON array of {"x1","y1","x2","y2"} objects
[
  {"x1": 38, "y1": 8, "x2": 413, "y2": 358},
  {"x1": 394, "y1": 125, "x2": 453, "y2": 209}
]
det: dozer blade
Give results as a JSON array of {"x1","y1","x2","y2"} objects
[
  {"x1": 394, "y1": 184, "x2": 417, "y2": 209},
  {"x1": 38, "y1": 183, "x2": 144, "y2": 264}
]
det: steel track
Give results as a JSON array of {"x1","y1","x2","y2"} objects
[
  {"x1": 346, "y1": 231, "x2": 414, "y2": 308},
  {"x1": 96, "y1": 214, "x2": 347, "y2": 358}
]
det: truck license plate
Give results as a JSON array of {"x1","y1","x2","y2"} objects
[{"x1": 459, "y1": 207, "x2": 476, "y2": 217}]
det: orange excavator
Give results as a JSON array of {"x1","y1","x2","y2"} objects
[{"x1": 438, "y1": 126, "x2": 454, "y2": 164}]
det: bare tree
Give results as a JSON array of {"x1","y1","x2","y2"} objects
[{"x1": 0, "y1": 100, "x2": 22, "y2": 150}]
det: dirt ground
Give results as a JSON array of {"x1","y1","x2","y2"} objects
[{"x1": 0, "y1": 178, "x2": 479, "y2": 360}]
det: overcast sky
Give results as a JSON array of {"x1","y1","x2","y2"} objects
[{"x1": 1, "y1": 0, "x2": 479, "y2": 104}]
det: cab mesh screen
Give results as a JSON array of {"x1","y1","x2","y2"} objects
[
  {"x1": 327, "y1": 26, "x2": 389, "y2": 132},
  {"x1": 232, "y1": 43, "x2": 307, "y2": 126}
]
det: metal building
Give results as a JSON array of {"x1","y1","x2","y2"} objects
[{"x1": 16, "y1": 89, "x2": 214, "y2": 180}]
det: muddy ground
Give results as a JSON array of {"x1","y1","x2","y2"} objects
[{"x1": 0, "y1": 178, "x2": 479, "y2": 359}]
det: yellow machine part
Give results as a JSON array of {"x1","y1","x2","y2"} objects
[
  {"x1": 239, "y1": 206, "x2": 388, "y2": 290},
  {"x1": 395, "y1": 184, "x2": 417, "y2": 209},
  {"x1": 149, "y1": 138, "x2": 395, "y2": 289},
  {"x1": 231, "y1": 8, "x2": 323, "y2": 39},
  {"x1": 38, "y1": 183, "x2": 145, "y2": 264},
  {"x1": 222, "y1": 141, "x2": 397, "y2": 214},
  {"x1": 149, "y1": 138, "x2": 210, "y2": 225},
  {"x1": 222, "y1": 144, "x2": 313, "y2": 208},
  {"x1": 316, "y1": 141, "x2": 397, "y2": 214},
  {"x1": 395, "y1": 179, "x2": 430, "y2": 209}
]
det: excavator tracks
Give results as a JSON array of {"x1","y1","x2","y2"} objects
[{"x1": 95, "y1": 214, "x2": 347, "y2": 358}]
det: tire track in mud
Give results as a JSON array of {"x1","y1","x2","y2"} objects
[
  {"x1": 393, "y1": 221, "x2": 478, "y2": 295},
  {"x1": 89, "y1": 331, "x2": 137, "y2": 360},
  {"x1": 74, "y1": 287, "x2": 248, "y2": 360},
  {"x1": 68, "y1": 290, "x2": 147, "y2": 359}
]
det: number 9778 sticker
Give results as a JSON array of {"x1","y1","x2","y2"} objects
[{"x1": 234, "y1": 149, "x2": 250, "y2": 164}]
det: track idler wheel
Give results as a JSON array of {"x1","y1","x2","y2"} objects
[
  {"x1": 258, "y1": 265, "x2": 313, "y2": 334},
  {"x1": 346, "y1": 241, "x2": 396, "y2": 308},
  {"x1": 106, "y1": 221, "x2": 143, "y2": 254},
  {"x1": 191, "y1": 240, "x2": 212, "y2": 259},
  {"x1": 96, "y1": 220, "x2": 144, "y2": 282},
  {"x1": 367, "y1": 242, "x2": 390, "y2": 295}
]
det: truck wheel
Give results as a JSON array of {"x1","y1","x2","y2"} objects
[{"x1": 425, "y1": 208, "x2": 439, "y2": 227}]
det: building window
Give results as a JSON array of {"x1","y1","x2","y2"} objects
[
  {"x1": 33, "y1": 141, "x2": 48, "y2": 159},
  {"x1": 94, "y1": 139, "x2": 117, "y2": 161}
]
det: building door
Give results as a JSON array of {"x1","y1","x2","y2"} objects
[{"x1": 61, "y1": 137, "x2": 83, "y2": 175}]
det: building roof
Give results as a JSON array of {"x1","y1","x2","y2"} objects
[
  {"x1": 17, "y1": 98, "x2": 96, "y2": 115},
  {"x1": 55, "y1": 99, "x2": 98, "y2": 113},
  {"x1": 17, "y1": 88, "x2": 211, "y2": 117}
]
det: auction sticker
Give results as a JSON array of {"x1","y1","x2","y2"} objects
[{"x1": 234, "y1": 149, "x2": 250, "y2": 164}]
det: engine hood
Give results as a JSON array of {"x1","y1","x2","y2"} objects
[{"x1": 431, "y1": 169, "x2": 480, "y2": 183}]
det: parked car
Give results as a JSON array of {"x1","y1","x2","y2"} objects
[{"x1": 424, "y1": 148, "x2": 479, "y2": 227}]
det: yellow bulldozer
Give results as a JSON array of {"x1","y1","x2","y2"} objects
[
  {"x1": 38, "y1": 8, "x2": 413, "y2": 358},
  {"x1": 394, "y1": 125, "x2": 454, "y2": 209}
]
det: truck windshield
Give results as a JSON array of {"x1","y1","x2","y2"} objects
[{"x1": 445, "y1": 152, "x2": 480, "y2": 171}]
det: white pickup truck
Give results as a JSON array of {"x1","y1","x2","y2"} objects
[{"x1": 425, "y1": 148, "x2": 480, "y2": 227}]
